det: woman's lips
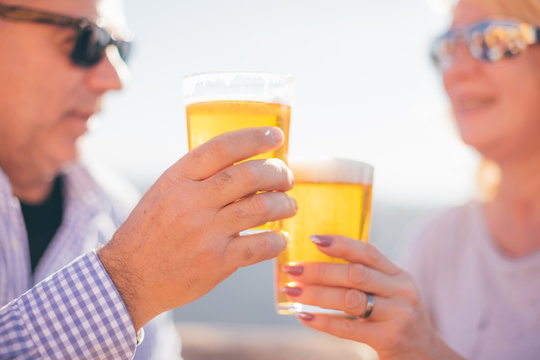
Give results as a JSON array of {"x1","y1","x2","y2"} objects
[{"x1": 452, "y1": 96, "x2": 496, "y2": 114}]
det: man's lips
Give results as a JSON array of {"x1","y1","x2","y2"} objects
[{"x1": 64, "y1": 110, "x2": 96, "y2": 122}]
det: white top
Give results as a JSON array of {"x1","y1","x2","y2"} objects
[{"x1": 403, "y1": 201, "x2": 540, "y2": 360}]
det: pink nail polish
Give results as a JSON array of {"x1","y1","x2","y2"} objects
[
  {"x1": 280, "y1": 286, "x2": 302, "y2": 296},
  {"x1": 282, "y1": 265, "x2": 304, "y2": 276},
  {"x1": 297, "y1": 312, "x2": 314, "y2": 321},
  {"x1": 310, "y1": 235, "x2": 333, "y2": 247}
]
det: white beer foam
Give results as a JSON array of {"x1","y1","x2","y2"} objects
[
  {"x1": 289, "y1": 157, "x2": 374, "y2": 184},
  {"x1": 183, "y1": 72, "x2": 294, "y2": 106},
  {"x1": 183, "y1": 95, "x2": 291, "y2": 106}
]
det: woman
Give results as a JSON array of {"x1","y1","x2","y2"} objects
[{"x1": 281, "y1": 0, "x2": 540, "y2": 359}]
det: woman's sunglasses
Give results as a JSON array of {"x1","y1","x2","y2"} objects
[
  {"x1": 0, "y1": 4, "x2": 132, "y2": 68},
  {"x1": 430, "y1": 19, "x2": 540, "y2": 71}
]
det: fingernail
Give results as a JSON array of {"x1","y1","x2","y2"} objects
[
  {"x1": 280, "y1": 286, "x2": 302, "y2": 297},
  {"x1": 310, "y1": 235, "x2": 333, "y2": 247},
  {"x1": 266, "y1": 127, "x2": 284, "y2": 145},
  {"x1": 288, "y1": 168, "x2": 295, "y2": 187},
  {"x1": 289, "y1": 197, "x2": 298, "y2": 213},
  {"x1": 282, "y1": 265, "x2": 304, "y2": 276},
  {"x1": 297, "y1": 312, "x2": 314, "y2": 321}
]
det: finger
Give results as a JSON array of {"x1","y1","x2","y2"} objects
[
  {"x1": 225, "y1": 230, "x2": 287, "y2": 268},
  {"x1": 312, "y1": 235, "x2": 401, "y2": 275},
  {"x1": 176, "y1": 127, "x2": 284, "y2": 181},
  {"x1": 216, "y1": 191, "x2": 297, "y2": 235},
  {"x1": 283, "y1": 262, "x2": 400, "y2": 297},
  {"x1": 283, "y1": 285, "x2": 393, "y2": 321},
  {"x1": 203, "y1": 158, "x2": 294, "y2": 207},
  {"x1": 295, "y1": 312, "x2": 383, "y2": 344}
]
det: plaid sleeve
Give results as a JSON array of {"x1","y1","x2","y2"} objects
[{"x1": 0, "y1": 251, "x2": 137, "y2": 359}]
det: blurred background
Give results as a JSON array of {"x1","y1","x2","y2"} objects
[{"x1": 82, "y1": 0, "x2": 475, "y2": 356}]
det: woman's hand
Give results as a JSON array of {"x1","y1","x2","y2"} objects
[{"x1": 281, "y1": 235, "x2": 464, "y2": 360}]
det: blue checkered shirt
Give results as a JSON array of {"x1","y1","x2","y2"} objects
[{"x1": 0, "y1": 163, "x2": 181, "y2": 359}]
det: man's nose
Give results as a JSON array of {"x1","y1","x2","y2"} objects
[{"x1": 85, "y1": 45, "x2": 130, "y2": 92}]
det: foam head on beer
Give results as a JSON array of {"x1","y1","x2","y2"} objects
[
  {"x1": 183, "y1": 72, "x2": 293, "y2": 163},
  {"x1": 289, "y1": 157, "x2": 374, "y2": 185}
]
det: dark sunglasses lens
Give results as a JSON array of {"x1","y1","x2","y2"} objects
[
  {"x1": 71, "y1": 25, "x2": 132, "y2": 68},
  {"x1": 71, "y1": 25, "x2": 108, "y2": 67}
]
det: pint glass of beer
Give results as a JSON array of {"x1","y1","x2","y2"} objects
[
  {"x1": 275, "y1": 158, "x2": 374, "y2": 315},
  {"x1": 183, "y1": 72, "x2": 294, "y2": 231},
  {"x1": 183, "y1": 72, "x2": 294, "y2": 162}
]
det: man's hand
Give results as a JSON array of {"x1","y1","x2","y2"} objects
[{"x1": 98, "y1": 127, "x2": 297, "y2": 330}]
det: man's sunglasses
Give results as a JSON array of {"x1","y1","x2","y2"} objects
[
  {"x1": 430, "y1": 19, "x2": 540, "y2": 71},
  {"x1": 0, "y1": 4, "x2": 132, "y2": 68}
]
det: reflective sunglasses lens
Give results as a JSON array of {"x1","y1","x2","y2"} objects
[
  {"x1": 115, "y1": 40, "x2": 131, "y2": 63},
  {"x1": 430, "y1": 34, "x2": 454, "y2": 70},
  {"x1": 469, "y1": 22, "x2": 528, "y2": 62}
]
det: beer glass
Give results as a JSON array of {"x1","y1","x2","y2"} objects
[
  {"x1": 275, "y1": 158, "x2": 374, "y2": 315},
  {"x1": 183, "y1": 72, "x2": 294, "y2": 231},
  {"x1": 183, "y1": 72, "x2": 294, "y2": 162}
]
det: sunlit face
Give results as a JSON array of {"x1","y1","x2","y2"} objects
[
  {"x1": 442, "y1": 0, "x2": 540, "y2": 163},
  {"x1": 0, "y1": 0, "x2": 129, "y2": 185}
]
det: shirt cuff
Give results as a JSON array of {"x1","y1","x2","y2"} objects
[{"x1": 19, "y1": 251, "x2": 138, "y2": 359}]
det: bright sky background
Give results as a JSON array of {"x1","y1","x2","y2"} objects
[{"x1": 82, "y1": 0, "x2": 478, "y2": 206}]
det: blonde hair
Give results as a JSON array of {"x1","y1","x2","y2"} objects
[{"x1": 463, "y1": 0, "x2": 540, "y2": 27}]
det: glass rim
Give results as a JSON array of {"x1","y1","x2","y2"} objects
[
  {"x1": 182, "y1": 71, "x2": 295, "y2": 106},
  {"x1": 182, "y1": 70, "x2": 294, "y2": 81},
  {"x1": 287, "y1": 157, "x2": 374, "y2": 185}
]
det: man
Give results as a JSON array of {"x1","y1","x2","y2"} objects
[{"x1": 0, "y1": 0, "x2": 297, "y2": 358}]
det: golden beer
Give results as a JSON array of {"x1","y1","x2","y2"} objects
[
  {"x1": 186, "y1": 100, "x2": 290, "y2": 162},
  {"x1": 186, "y1": 100, "x2": 291, "y2": 231},
  {"x1": 275, "y1": 158, "x2": 374, "y2": 314},
  {"x1": 184, "y1": 72, "x2": 294, "y2": 232}
]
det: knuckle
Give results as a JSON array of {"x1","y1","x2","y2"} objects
[
  {"x1": 401, "y1": 285, "x2": 421, "y2": 308},
  {"x1": 236, "y1": 163, "x2": 258, "y2": 186},
  {"x1": 243, "y1": 244, "x2": 255, "y2": 261},
  {"x1": 258, "y1": 234, "x2": 272, "y2": 255},
  {"x1": 214, "y1": 170, "x2": 234, "y2": 190},
  {"x1": 249, "y1": 194, "x2": 269, "y2": 215},
  {"x1": 206, "y1": 138, "x2": 231, "y2": 159},
  {"x1": 316, "y1": 263, "x2": 329, "y2": 281},
  {"x1": 344, "y1": 289, "x2": 365, "y2": 313},
  {"x1": 348, "y1": 263, "x2": 369, "y2": 286},
  {"x1": 384, "y1": 328, "x2": 403, "y2": 348},
  {"x1": 366, "y1": 243, "x2": 381, "y2": 262},
  {"x1": 334, "y1": 319, "x2": 356, "y2": 340},
  {"x1": 232, "y1": 206, "x2": 250, "y2": 222},
  {"x1": 211, "y1": 137, "x2": 230, "y2": 154},
  {"x1": 274, "y1": 192, "x2": 296, "y2": 217},
  {"x1": 195, "y1": 137, "x2": 227, "y2": 158}
]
